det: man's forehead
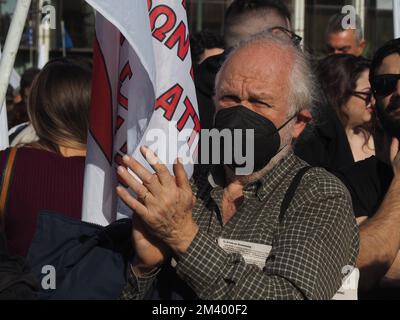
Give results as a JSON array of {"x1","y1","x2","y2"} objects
[
  {"x1": 219, "y1": 74, "x2": 281, "y2": 93},
  {"x1": 328, "y1": 29, "x2": 357, "y2": 43},
  {"x1": 225, "y1": 42, "x2": 293, "y2": 72},
  {"x1": 218, "y1": 44, "x2": 292, "y2": 94},
  {"x1": 377, "y1": 53, "x2": 400, "y2": 75}
]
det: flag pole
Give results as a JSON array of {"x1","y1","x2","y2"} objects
[
  {"x1": 0, "y1": 0, "x2": 32, "y2": 114},
  {"x1": 61, "y1": 20, "x2": 67, "y2": 57},
  {"x1": 394, "y1": 0, "x2": 400, "y2": 38}
]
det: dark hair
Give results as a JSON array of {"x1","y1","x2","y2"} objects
[
  {"x1": 224, "y1": 0, "x2": 291, "y2": 48},
  {"x1": 225, "y1": 0, "x2": 291, "y2": 22},
  {"x1": 190, "y1": 30, "x2": 224, "y2": 64},
  {"x1": 28, "y1": 58, "x2": 92, "y2": 154},
  {"x1": 325, "y1": 13, "x2": 363, "y2": 41},
  {"x1": 370, "y1": 38, "x2": 400, "y2": 80},
  {"x1": 20, "y1": 68, "x2": 40, "y2": 98},
  {"x1": 316, "y1": 54, "x2": 372, "y2": 141},
  {"x1": 6, "y1": 85, "x2": 14, "y2": 107}
]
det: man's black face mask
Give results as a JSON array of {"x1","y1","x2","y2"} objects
[{"x1": 210, "y1": 106, "x2": 295, "y2": 174}]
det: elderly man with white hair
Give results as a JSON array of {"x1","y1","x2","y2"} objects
[{"x1": 117, "y1": 33, "x2": 359, "y2": 300}]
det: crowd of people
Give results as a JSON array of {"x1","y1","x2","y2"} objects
[{"x1": 1, "y1": 0, "x2": 400, "y2": 300}]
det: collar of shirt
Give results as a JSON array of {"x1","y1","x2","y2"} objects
[{"x1": 207, "y1": 152, "x2": 299, "y2": 204}]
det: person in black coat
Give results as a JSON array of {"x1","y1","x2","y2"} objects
[{"x1": 0, "y1": 230, "x2": 39, "y2": 300}]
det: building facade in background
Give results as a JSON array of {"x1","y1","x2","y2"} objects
[
  {"x1": 0, "y1": 0, "x2": 94, "y2": 72},
  {"x1": 187, "y1": 0, "x2": 395, "y2": 57},
  {"x1": 0, "y1": 0, "x2": 396, "y2": 72}
]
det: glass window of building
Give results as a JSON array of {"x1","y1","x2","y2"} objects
[
  {"x1": 186, "y1": 0, "x2": 396, "y2": 58},
  {"x1": 0, "y1": 0, "x2": 397, "y2": 71}
]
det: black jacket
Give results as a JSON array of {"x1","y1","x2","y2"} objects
[
  {"x1": 0, "y1": 231, "x2": 39, "y2": 300},
  {"x1": 295, "y1": 102, "x2": 393, "y2": 218},
  {"x1": 194, "y1": 53, "x2": 226, "y2": 130}
]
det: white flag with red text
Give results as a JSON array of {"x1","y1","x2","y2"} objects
[{"x1": 82, "y1": 0, "x2": 200, "y2": 226}]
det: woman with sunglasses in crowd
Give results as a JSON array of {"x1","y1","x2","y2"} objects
[
  {"x1": 317, "y1": 54, "x2": 376, "y2": 162},
  {"x1": 296, "y1": 54, "x2": 393, "y2": 219}
]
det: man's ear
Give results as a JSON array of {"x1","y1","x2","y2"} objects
[
  {"x1": 292, "y1": 110, "x2": 312, "y2": 139},
  {"x1": 358, "y1": 40, "x2": 367, "y2": 55}
]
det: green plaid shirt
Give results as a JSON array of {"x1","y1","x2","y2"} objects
[{"x1": 121, "y1": 152, "x2": 359, "y2": 300}]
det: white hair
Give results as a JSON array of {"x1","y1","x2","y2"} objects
[{"x1": 215, "y1": 32, "x2": 318, "y2": 117}]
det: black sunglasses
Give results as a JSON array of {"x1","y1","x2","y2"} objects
[
  {"x1": 268, "y1": 26, "x2": 303, "y2": 47},
  {"x1": 352, "y1": 91, "x2": 373, "y2": 106},
  {"x1": 371, "y1": 74, "x2": 400, "y2": 97}
]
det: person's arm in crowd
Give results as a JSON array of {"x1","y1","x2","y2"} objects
[
  {"x1": 357, "y1": 218, "x2": 400, "y2": 288},
  {"x1": 117, "y1": 148, "x2": 357, "y2": 300},
  {"x1": 356, "y1": 138, "x2": 400, "y2": 292},
  {"x1": 381, "y1": 252, "x2": 400, "y2": 287},
  {"x1": 120, "y1": 264, "x2": 160, "y2": 300},
  {"x1": 120, "y1": 207, "x2": 170, "y2": 300}
]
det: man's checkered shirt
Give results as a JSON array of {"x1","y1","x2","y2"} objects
[{"x1": 121, "y1": 152, "x2": 359, "y2": 300}]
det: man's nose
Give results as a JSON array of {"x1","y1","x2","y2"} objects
[{"x1": 241, "y1": 101, "x2": 256, "y2": 112}]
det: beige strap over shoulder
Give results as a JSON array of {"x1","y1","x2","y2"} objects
[{"x1": 0, "y1": 147, "x2": 18, "y2": 230}]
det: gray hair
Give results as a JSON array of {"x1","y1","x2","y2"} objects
[
  {"x1": 326, "y1": 13, "x2": 364, "y2": 42},
  {"x1": 215, "y1": 33, "x2": 318, "y2": 117}
]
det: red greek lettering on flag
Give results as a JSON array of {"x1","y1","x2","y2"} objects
[{"x1": 82, "y1": 0, "x2": 200, "y2": 225}]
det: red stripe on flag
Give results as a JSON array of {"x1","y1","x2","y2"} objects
[
  {"x1": 190, "y1": 65, "x2": 194, "y2": 81},
  {"x1": 120, "y1": 142, "x2": 128, "y2": 154},
  {"x1": 89, "y1": 35, "x2": 114, "y2": 164},
  {"x1": 115, "y1": 115, "x2": 125, "y2": 133},
  {"x1": 118, "y1": 94, "x2": 129, "y2": 110}
]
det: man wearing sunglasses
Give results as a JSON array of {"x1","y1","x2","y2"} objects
[
  {"x1": 355, "y1": 38, "x2": 400, "y2": 297},
  {"x1": 371, "y1": 39, "x2": 400, "y2": 141}
]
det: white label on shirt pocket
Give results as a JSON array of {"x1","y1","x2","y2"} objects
[
  {"x1": 218, "y1": 238, "x2": 272, "y2": 270},
  {"x1": 218, "y1": 238, "x2": 358, "y2": 300},
  {"x1": 332, "y1": 267, "x2": 359, "y2": 300}
]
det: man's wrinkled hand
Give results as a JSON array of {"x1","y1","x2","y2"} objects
[{"x1": 117, "y1": 146, "x2": 199, "y2": 258}]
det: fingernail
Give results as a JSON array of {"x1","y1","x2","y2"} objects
[
  {"x1": 123, "y1": 155, "x2": 130, "y2": 162},
  {"x1": 117, "y1": 166, "x2": 125, "y2": 173}
]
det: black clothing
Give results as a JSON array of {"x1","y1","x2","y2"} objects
[
  {"x1": 194, "y1": 53, "x2": 226, "y2": 130},
  {"x1": 334, "y1": 156, "x2": 393, "y2": 218},
  {"x1": 7, "y1": 101, "x2": 29, "y2": 130},
  {"x1": 0, "y1": 231, "x2": 39, "y2": 300},
  {"x1": 295, "y1": 102, "x2": 393, "y2": 219},
  {"x1": 295, "y1": 102, "x2": 354, "y2": 170}
]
